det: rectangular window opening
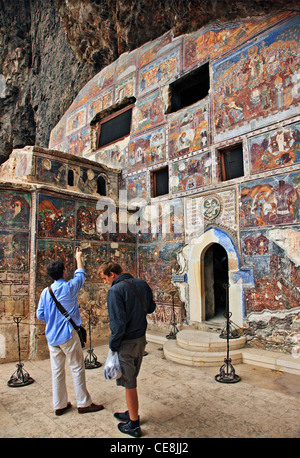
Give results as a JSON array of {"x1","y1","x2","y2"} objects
[
  {"x1": 219, "y1": 143, "x2": 244, "y2": 181},
  {"x1": 97, "y1": 105, "x2": 133, "y2": 148},
  {"x1": 152, "y1": 166, "x2": 169, "y2": 198},
  {"x1": 170, "y1": 62, "x2": 209, "y2": 113}
]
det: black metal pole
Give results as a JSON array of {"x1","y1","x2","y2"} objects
[
  {"x1": 166, "y1": 291, "x2": 180, "y2": 339},
  {"x1": 215, "y1": 285, "x2": 241, "y2": 383},
  {"x1": 84, "y1": 309, "x2": 102, "y2": 369},
  {"x1": 7, "y1": 317, "x2": 34, "y2": 387}
]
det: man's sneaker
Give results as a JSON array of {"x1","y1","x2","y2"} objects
[
  {"x1": 118, "y1": 420, "x2": 142, "y2": 438},
  {"x1": 114, "y1": 410, "x2": 130, "y2": 422}
]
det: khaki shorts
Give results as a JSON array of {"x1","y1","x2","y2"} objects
[{"x1": 116, "y1": 336, "x2": 146, "y2": 389}]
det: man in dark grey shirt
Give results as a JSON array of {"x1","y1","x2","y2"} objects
[{"x1": 99, "y1": 262, "x2": 156, "y2": 437}]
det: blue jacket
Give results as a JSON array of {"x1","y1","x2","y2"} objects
[
  {"x1": 37, "y1": 268, "x2": 85, "y2": 346},
  {"x1": 107, "y1": 273, "x2": 156, "y2": 351}
]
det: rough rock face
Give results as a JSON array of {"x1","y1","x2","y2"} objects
[{"x1": 0, "y1": 0, "x2": 299, "y2": 163}]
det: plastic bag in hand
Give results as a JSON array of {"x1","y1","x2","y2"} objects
[{"x1": 104, "y1": 349, "x2": 122, "y2": 380}]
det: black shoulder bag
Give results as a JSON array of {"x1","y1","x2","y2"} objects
[{"x1": 48, "y1": 286, "x2": 87, "y2": 348}]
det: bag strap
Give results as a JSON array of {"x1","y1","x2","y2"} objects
[
  {"x1": 121, "y1": 280, "x2": 147, "y2": 314},
  {"x1": 48, "y1": 286, "x2": 79, "y2": 331}
]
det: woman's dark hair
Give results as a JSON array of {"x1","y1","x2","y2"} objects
[
  {"x1": 98, "y1": 262, "x2": 122, "y2": 276},
  {"x1": 47, "y1": 260, "x2": 65, "y2": 281}
]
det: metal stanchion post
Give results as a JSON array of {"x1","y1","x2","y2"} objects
[
  {"x1": 166, "y1": 291, "x2": 179, "y2": 339},
  {"x1": 84, "y1": 309, "x2": 102, "y2": 369},
  {"x1": 215, "y1": 284, "x2": 241, "y2": 383},
  {"x1": 7, "y1": 317, "x2": 34, "y2": 387}
]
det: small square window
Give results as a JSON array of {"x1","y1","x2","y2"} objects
[
  {"x1": 170, "y1": 63, "x2": 209, "y2": 113},
  {"x1": 97, "y1": 105, "x2": 133, "y2": 148},
  {"x1": 151, "y1": 166, "x2": 169, "y2": 197},
  {"x1": 219, "y1": 143, "x2": 244, "y2": 181}
]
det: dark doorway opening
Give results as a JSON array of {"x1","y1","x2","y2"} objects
[{"x1": 204, "y1": 243, "x2": 228, "y2": 321}]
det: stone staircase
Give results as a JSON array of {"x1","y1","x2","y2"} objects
[{"x1": 163, "y1": 329, "x2": 246, "y2": 367}]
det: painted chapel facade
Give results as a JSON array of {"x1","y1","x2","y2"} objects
[{"x1": 1, "y1": 10, "x2": 300, "y2": 361}]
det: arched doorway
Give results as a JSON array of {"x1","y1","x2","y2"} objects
[
  {"x1": 204, "y1": 243, "x2": 228, "y2": 321},
  {"x1": 188, "y1": 227, "x2": 246, "y2": 328}
]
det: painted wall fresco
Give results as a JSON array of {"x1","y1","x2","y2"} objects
[
  {"x1": 0, "y1": 231, "x2": 29, "y2": 271},
  {"x1": 36, "y1": 155, "x2": 112, "y2": 196},
  {"x1": 213, "y1": 15, "x2": 300, "y2": 140},
  {"x1": 138, "y1": 242, "x2": 184, "y2": 305},
  {"x1": 126, "y1": 172, "x2": 147, "y2": 200},
  {"x1": 139, "y1": 198, "x2": 184, "y2": 243},
  {"x1": 241, "y1": 171, "x2": 300, "y2": 228},
  {"x1": 36, "y1": 157, "x2": 67, "y2": 188},
  {"x1": 171, "y1": 151, "x2": 211, "y2": 193},
  {"x1": 0, "y1": 190, "x2": 30, "y2": 229},
  {"x1": 184, "y1": 12, "x2": 292, "y2": 71},
  {"x1": 249, "y1": 121, "x2": 300, "y2": 173},
  {"x1": 128, "y1": 126, "x2": 166, "y2": 172},
  {"x1": 241, "y1": 227, "x2": 300, "y2": 312},
  {"x1": 77, "y1": 201, "x2": 107, "y2": 241},
  {"x1": 168, "y1": 100, "x2": 209, "y2": 159},
  {"x1": 131, "y1": 90, "x2": 165, "y2": 135},
  {"x1": 108, "y1": 243, "x2": 137, "y2": 276},
  {"x1": 138, "y1": 46, "x2": 181, "y2": 96},
  {"x1": 139, "y1": 31, "x2": 174, "y2": 67},
  {"x1": 36, "y1": 239, "x2": 74, "y2": 282},
  {"x1": 95, "y1": 143, "x2": 126, "y2": 169},
  {"x1": 38, "y1": 194, "x2": 75, "y2": 238}
]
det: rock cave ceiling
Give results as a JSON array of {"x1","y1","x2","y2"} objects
[{"x1": 0, "y1": 0, "x2": 299, "y2": 163}]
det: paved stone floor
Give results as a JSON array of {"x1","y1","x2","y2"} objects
[{"x1": 0, "y1": 341, "x2": 299, "y2": 439}]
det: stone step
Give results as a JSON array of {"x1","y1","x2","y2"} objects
[
  {"x1": 164, "y1": 339, "x2": 243, "y2": 367},
  {"x1": 176, "y1": 329, "x2": 246, "y2": 352}
]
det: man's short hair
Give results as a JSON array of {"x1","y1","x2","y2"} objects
[
  {"x1": 98, "y1": 262, "x2": 123, "y2": 277},
  {"x1": 47, "y1": 260, "x2": 65, "y2": 281}
]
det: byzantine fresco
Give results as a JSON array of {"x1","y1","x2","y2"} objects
[
  {"x1": 66, "y1": 105, "x2": 87, "y2": 137},
  {"x1": 184, "y1": 12, "x2": 292, "y2": 71},
  {"x1": 241, "y1": 171, "x2": 300, "y2": 228},
  {"x1": 87, "y1": 88, "x2": 114, "y2": 123},
  {"x1": 139, "y1": 31, "x2": 174, "y2": 67},
  {"x1": 77, "y1": 201, "x2": 107, "y2": 241},
  {"x1": 139, "y1": 46, "x2": 181, "y2": 96},
  {"x1": 128, "y1": 126, "x2": 166, "y2": 172},
  {"x1": 131, "y1": 90, "x2": 165, "y2": 135},
  {"x1": 249, "y1": 122, "x2": 300, "y2": 173},
  {"x1": 0, "y1": 231, "x2": 29, "y2": 271},
  {"x1": 37, "y1": 194, "x2": 75, "y2": 238},
  {"x1": 168, "y1": 100, "x2": 209, "y2": 159},
  {"x1": 69, "y1": 126, "x2": 90, "y2": 157},
  {"x1": 126, "y1": 173, "x2": 147, "y2": 200},
  {"x1": 171, "y1": 152, "x2": 211, "y2": 193},
  {"x1": 213, "y1": 16, "x2": 300, "y2": 139},
  {"x1": 115, "y1": 74, "x2": 136, "y2": 102},
  {"x1": 138, "y1": 243, "x2": 185, "y2": 328},
  {"x1": 0, "y1": 190, "x2": 30, "y2": 229},
  {"x1": 138, "y1": 198, "x2": 184, "y2": 243},
  {"x1": 76, "y1": 166, "x2": 103, "y2": 195},
  {"x1": 80, "y1": 242, "x2": 108, "y2": 282},
  {"x1": 95, "y1": 143, "x2": 126, "y2": 169},
  {"x1": 36, "y1": 157, "x2": 67, "y2": 187},
  {"x1": 116, "y1": 50, "x2": 138, "y2": 81},
  {"x1": 241, "y1": 227, "x2": 300, "y2": 312},
  {"x1": 108, "y1": 243, "x2": 137, "y2": 276},
  {"x1": 36, "y1": 240, "x2": 75, "y2": 284},
  {"x1": 138, "y1": 242, "x2": 184, "y2": 304}
]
